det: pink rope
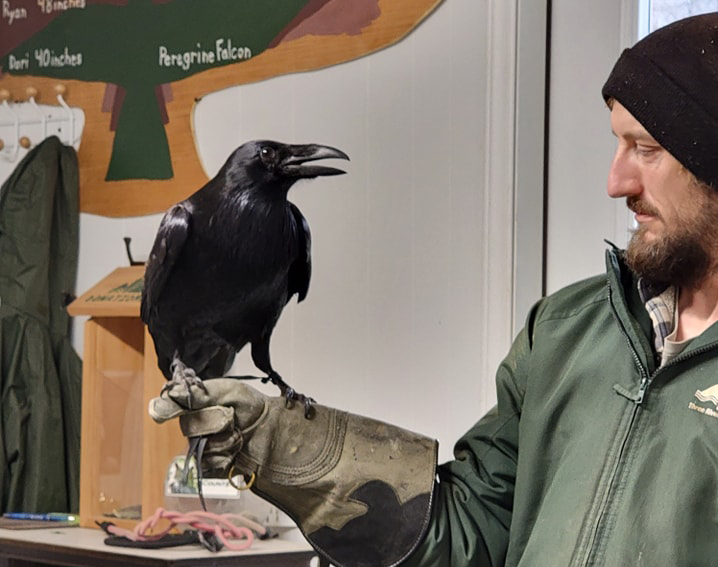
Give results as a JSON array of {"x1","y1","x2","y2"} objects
[{"x1": 106, "y1": 507, "x2": 265, "y2": 551}]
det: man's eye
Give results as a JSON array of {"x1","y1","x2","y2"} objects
[{"x1": 636, "y1": 145, "x2": 658, "y2": 156}]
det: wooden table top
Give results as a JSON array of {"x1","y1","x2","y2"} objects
[{"x1": 0, "y1": 526, "x2": 317, "y2": 567}]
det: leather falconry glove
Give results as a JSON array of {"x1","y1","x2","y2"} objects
[{"x1": 149, "y1": 379, "x2": 437, "y2": 567}]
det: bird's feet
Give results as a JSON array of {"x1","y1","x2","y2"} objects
[
  {"x1": 163, "y1": 357, "x2": 207, "y2": 409},
  {"x1": 262, "y1": 371, "x2": 316, "y2": 419}
]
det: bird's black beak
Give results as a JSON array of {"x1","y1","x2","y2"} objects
[{"x1": 281, "y1": 144, "x2": 350, "y2": 178}]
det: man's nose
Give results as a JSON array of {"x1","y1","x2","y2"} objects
[{"x1": 607, "y1": 149, "x2": 641, "y2": 199}]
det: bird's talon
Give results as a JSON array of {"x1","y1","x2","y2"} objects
[
  {"x1": 303, "y1": 401, "x2": 316, "y2": 420},
  {"x1": 165, "y1": 357, "x2": 208, "y2": 410},
  {"x1": 284, "y1": 388, "x2": 296, "y2": 408}
]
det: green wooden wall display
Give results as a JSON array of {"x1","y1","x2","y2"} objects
[{"x1": 0, "y1": 0, "x2": 442, "y2": 217}]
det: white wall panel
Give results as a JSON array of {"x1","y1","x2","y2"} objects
[{"x1": 545, "y1": 0, "x2": 634, "y2": 293}]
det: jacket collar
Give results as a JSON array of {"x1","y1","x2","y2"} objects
[
  {"x1": 605, "y1": 245, "x2": 718, "y2": 366},
  {"x1": 605, "y1": 246, "x2": 657, "y2": 372}
]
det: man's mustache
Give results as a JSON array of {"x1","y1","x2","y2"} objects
[{"x1": 627, "y1": 196, "x2": 661, "y2": 218}]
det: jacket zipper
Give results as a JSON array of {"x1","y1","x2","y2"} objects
[
  {"x1": 575, "y1": 285, "x2": 648, "y2": 567},
  {"x1": 581, "y1": 403, "x2": 642, "y2": 567}
]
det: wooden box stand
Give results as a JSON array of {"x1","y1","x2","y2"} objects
[{"x1": 67, "y1": 267, "x2": 186, "y2": 529}]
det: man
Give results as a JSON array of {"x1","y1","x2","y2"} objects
[{"x1": 150, "y1": 12, "x2": 718, "y2": 567}]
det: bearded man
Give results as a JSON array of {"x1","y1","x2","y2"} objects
[{"x1": 150, "y1": 12, "x2": 718, "y2": 567}]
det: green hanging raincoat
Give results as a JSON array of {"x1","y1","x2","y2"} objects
[{"x1": 0, "y1": 136, "x2": 82, "y2": 513}]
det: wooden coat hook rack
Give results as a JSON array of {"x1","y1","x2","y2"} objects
[{"x1": 0, "y1": 84, "x2": 83, "y2": 161}]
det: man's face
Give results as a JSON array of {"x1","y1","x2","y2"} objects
[{"x1": 607, "y1": 100, "x2": 718, "y2": 289}]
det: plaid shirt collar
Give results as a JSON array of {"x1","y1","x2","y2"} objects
[{"x1": 638, "y1": 279, "x2": 677, "y2": 355}]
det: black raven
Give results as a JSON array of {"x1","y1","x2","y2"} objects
[{"x1": 141, "y1": 140, "x2": 349, "y2": 416}]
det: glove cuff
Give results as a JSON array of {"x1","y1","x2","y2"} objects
[{"x1": 235, "y1": 400, "x2": 437, "y2": 567}]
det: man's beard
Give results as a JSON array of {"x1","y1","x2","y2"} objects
[{"x1": 625, "y1": 193, "x2": 718, "y2": 290}]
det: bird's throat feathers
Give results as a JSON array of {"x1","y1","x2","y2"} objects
[
  {"x1": 206, "y1": 187, "x2": 297, "y2": 254},
  {"x1": 222, "y1": 186, "x2": 291, "y2": 221}
]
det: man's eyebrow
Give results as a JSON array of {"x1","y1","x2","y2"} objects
[{"x1": 612, "y1": 127, "x2": 660, "y2": 143}]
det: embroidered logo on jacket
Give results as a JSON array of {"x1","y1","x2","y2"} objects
[
  {"x1": 689, "y1": 384, "x2": 718, "y2": 418},
  {"x1": 695, "y1": 384, "x2": 718, "y2": 407}
]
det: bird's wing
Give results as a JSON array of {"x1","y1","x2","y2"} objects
[
  {"x1": 288, "y1": 202, "x2": 311, "y2": 302},
  {"x1": 140, "y1": 203, "x2": 192, "y2": 323}
]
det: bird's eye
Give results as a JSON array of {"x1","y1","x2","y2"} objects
[{"x1": 260, "y1": 146, "x2": 277, "y2": 163}]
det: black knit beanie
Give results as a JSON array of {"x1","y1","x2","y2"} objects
[{"x1": 602, "y1": 12, "x2": 718, "y2": 189}]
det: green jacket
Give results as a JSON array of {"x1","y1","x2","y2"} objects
[
  {"x1": 406, "y1": 247, "x2": 718, "y2": 566},
  {"x1": 0, "y1": 137, "x2": 82, "y2": 513}
]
